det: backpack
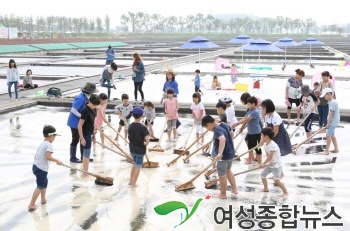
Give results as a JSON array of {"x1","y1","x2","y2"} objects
[{"x1": 47, "y1": 87, "x2": 62, "y2": 97}]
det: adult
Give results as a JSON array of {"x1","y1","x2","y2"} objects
[
  {"x1": 132, "y1": 53, "x2": 145, "y2": 104},
  {"x1": 105, "y1": 45, "x2": 115, "y2": 65},
  {"x1": 261, "y1": 99, "x2": 292, "y2": 156},
  {"x1": 67, "y1": 83, "x2": 98, "y2": 163},
  {"x1": 23, "y1": 69, "x2": 38, "y2": 89},
  {"x1": 7, "y1": 59, "x2": 20, "y2": 101},
  {"x1": 161, "y1": 69, "x2": 181, "y2": 130},
  {"x1": 285, "y1": 69, "x2": 304, "y2": 125},
  {"x1": 315, "y1": 71, "x2": 335, "y2": 130},
  {"x1": 100, "y1": 62, "x2": 117, "y2": 100}
]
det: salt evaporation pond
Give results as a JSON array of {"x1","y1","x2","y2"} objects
[{"x1": 0, "y1": 106, "x2": 349, "y2": 230}]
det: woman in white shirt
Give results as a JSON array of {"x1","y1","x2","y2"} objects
[
  {"x1": 261, "y1": 99, "x2": 292, "y2": 156},
  {"x1": 6, "y1": 59, "x2": 20, "y2": 100}
]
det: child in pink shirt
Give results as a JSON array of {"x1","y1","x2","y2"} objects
[
  {"x1": 94, "y1": 93, "x2": 110, "y2": 147},
  {"x1": 191, "y1": 92, "x2": 206, "y2": 144},
  {"x1": 164, "y1": 88, "x2": 179, "y2": 142}
]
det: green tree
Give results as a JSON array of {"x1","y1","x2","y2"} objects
[
  {"x1": 105, "y1": 15, "x2": 110, "y2": 33},
  {"x1": 120, "y1": 14, "x2": 129, "y2": 32},
  {"x1": 303, "y1": 18, "x2": 316, "y2": 34},
  {"x1": 205, "y1": 14, "x2": 215, "y2": 34},
  {"x1": 212, "y1": 18, "x2": 221, "y2": 33},
  {"x1": 96, "y1": 17, "x2": 103, "y2": 33}
]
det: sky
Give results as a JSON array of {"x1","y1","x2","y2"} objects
[{"x1": 2, "y1": 0, "x2": 349, "y2": 26}]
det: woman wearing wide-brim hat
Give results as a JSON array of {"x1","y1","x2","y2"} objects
[
  {"x1": 161, "y1": 69, "x2": 181, "y2": 130},
  {"x1": 67, "y1": 82, "x2": 98, "y2": 163}
]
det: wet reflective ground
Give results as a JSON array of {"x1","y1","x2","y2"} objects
[{"x1": 0, "y1": 106, "x2": 349, "y2": 230}]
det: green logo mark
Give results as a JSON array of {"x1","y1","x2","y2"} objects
[{"x1": 154, "y1": 195, "x2": 211, "y2": 228}]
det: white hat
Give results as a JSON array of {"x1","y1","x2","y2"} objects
[
  {"x1": 320, "y1": 88, "x2": 332, "y2": 98},
  {"x1": 220, "y1": 95, "x2": 232, "y2": 103}
]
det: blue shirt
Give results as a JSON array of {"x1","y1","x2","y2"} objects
[
  {"x1": 247, "y1": 108, "x2": 262, "y2": 135},
  {"x1": 132, "y1": 62, "x2": 145, "y2": 82},
  {"x1": 106, "y1": 48, "x2": 115, "y2": 61},
  {"x1": 194, "y1": 74, "x2": 200, "y2": 86},
  {"x1": 213, "y1": 123, "x2": 235, "y2": 160},
  {"x1": 67, "y1": 93, "x2": 88, "y2": 129},
  {"x1": 328, "y1": 99, "x2": 340, "y2": 126},
  {"x1": 163, "y1": 80, "x2": 179, "y2": 96}
]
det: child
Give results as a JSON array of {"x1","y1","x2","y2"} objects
[
  {"x1": 202, "y1": 115, "x2": 238, "y2": 199},
  {"x1": 144, "y1": 101, "x2": 157, "y2": 139},
  {"x1": 319, "y1": 88, "x2": 340, "y2": 155},
  {"x1": 164, "y1": 88, "x2": 179, "y2": 142},
  {"x1": 191, "y1": 92, "x2": 206, "y2": 144},
  {"x1": 215, "y1": 101, "x2": 227, "y2": 123},
  {"x1": 115, "y1": 94, "x2": 133, "y2": 141},
  {"x1": 220, "y1": 95, "x2": 238, "y2": 130},
  {"x1": 260, "y1": 127, "x2": 289, "y2": 198},
  {"x1": 298, "y1": 85, "x2": 320, "y2": 143},
  {"x1": 211, "y1": 75, "x2": 221, "y2": 90},
  {"x1": 232, "y1": 96, "x2": 262, "y2": 164},
  {"x1": 128, "y1": 107, "x2": 150, "y2": 187},
  {"x1": 28, "y1": 125, "x2": 62, "y2": 211},
  {"x1": 93, "y1": 93, "x2": 111, "y2": 147},
  {"x1": 194, "y1": 69, "x2": 202, "y2": 95},
  {"x1": 23, "y1": 69, "x2": 38, "y2": 89},
  {"x1": 312, "y1": 82, "x2": 320, "y2": 95},
  {"x1": 230, "y1": 64, "x2": 239, "y2": 88},
  {"x1": 78, "y1": 94, "x2": 100, "y2": 172}
]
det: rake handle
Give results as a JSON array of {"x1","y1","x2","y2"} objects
[
  {"x1": 293, "y1": 127, "x2": 326, "y2": 153},
  {"x1": 108, "y1": 125, "x2": 129, "y2": 144},
  {"x1": 182, "y1": 123, "x2": 196, "y2": 148},
  {"x1": 167, "y1": 130, "x2": 209, "y2": 166},
  {"x1": 289, "y1": 111, "x2": 312, "y2": 139},
  {"x1": 156, "y1": 119, "x2": 168, "y2": 145},
  {"x1": 183, "y1": 140, "x2": 213, "y2": 162},
  {"x1": 62, "y1": 163, "x2": 100, "y2": 179},
  {"x1": 233, "y1": 145, "x2": 261, "y2": 160},
  {"x1": 205, "y1": 167, "x2": 261, "y2": 187},
  {"x1": 95, "y1": 141, "x2": 132, "y2": 161}
]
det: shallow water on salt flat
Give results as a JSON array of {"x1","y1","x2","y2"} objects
[{"x1": 0, "y1": 106, "x2": 349, "y2": 231}]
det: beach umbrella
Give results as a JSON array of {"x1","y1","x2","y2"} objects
[
  {"x1": 311, "y1": 72, "x2": 336, "y2": 86},
  {"x1": 298, "y1": 38, "x2": 325, "y2": 63},
  {"x1": 228, "y1": 34, "x2": 254, "y2": 72},
  {"x1": 237, "y1": 38, "x2": 283, "y2": 74},
  {"x1": 214, "y1": 57, "x2": 230, "y2": 70},
  {"x1": 179, "y1": 36, "x2": 220, "y2": 68},
  {"x1": 273, "y1": 37, "x2": 298, "y2": 63}
]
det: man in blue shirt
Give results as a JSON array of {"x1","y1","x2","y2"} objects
[
  {"x1": 202, "y1": 115, "x2": 238, "y2": 199},
  {"x1": 67, "y1": 83, "x2": 98, "y2": 163},
  {"x1": 194, "y1": 69, "x2": 202, "y2": 95},
  {"x1": 106, "y1": 45, "x2": 115, "y2": 65}
]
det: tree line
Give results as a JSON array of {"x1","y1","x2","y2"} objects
[{"x1": 0, "y1": 13, "x2": 347, "y2": 35}]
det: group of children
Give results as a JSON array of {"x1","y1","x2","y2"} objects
[{"x1": 29, "y1": 69, "x2": 341, "y2": 209}]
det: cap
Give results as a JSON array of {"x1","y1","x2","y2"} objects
[
  {"x1": 320, "y1": 88, "x2": 332, "y2": 98},
  {"x1": 301, "y1": 85, "x2": 310, "y2": 95},
  {"x1": 220, "y1": 95, "x2": 232, "y2": 104},
  {"x1": 43, "y1": 125, "x2": 60, "y2": 137},
  {"x1": 132, "y1": 107, "x2": 144, "y2": 117}
]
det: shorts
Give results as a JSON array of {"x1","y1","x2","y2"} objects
[
  {"x1": 326, "y1": 125, "x2": 337, "y2": 136},
  {"x1": 245, "y1": 133, "x2": 262, "y2": 155},
  {"x1": 217, "y1": 159, "x2": 233, "y2": 177},
  {"x1": 33, "y1": 164, "x2": 48, "y2": 189},
  {"x1": 145, "y1": 120, "x2": 154, "y2": 125},
  {"x1": 261, "y1": 166, "x2": 282, "y2": 180},
  {"x1": 131, "y1": 153, "x2": 144, "y2": 168},
  {"x1": 167, "y1": 119, "x2": 177, "y2": 130},
  {"x1": 287, "y1": 98, "x2": 300, "y2": 110},
  {"x1": 119, "y1": 119, "x2": 130, "y2": 129},
  {"x1": 304, "y1": 113, "x2": 314, "y2": 132}
]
